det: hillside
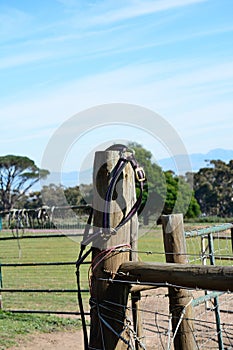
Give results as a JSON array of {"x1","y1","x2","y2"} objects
[
  {"x1": 157, "y1": 148, "x2": 233, "y2": 173},
  {"x1": 35, "y1": 148, "x2": 233, "y2": 190}
]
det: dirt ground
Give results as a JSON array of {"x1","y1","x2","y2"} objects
[
  {"x1": 7, "y1": 328, "x2": 153, "y2": 350},
  {"x1": 6, "y1": 288, "x2": 233, "y2": 350},
  {"x1": 7, "y1": 330, "x2": 85, "y2": 350}
]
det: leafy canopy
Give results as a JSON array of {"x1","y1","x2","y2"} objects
[
  {"x1": 0, "y1": 155, "x2": 49, "y2": 210},
  {"x1": 128, "y1": 143, "x2": 200, "y2": 221},
  {"x1": 194, "y1": 159, "x2": 233, "y2": 217}
]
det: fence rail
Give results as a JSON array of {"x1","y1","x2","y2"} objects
[
  {"x1": 0, "y1": 230, "x2": 90, "y2": 315},
  {"x1": 117, "y1": 262, "x2": 233, "y2": 292},
  {"x1": 0, "y1": 220, "x2": 233, "y2": 349},
  {"x1": 1, "y1": 147, "x2": 233, "y2": 349},
  {"x1": 185, "y1": 223, "x2": 233, "y2": 237}
]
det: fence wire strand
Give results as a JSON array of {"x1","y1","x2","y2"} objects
[{"x1": 0, "y1": 222, "x2": 233, "y2": 349}]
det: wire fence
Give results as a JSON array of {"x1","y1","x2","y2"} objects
[
  {"x1": 0, "y1": 229, "x2": 90, "y2": 315},
  {"x1": 86, "y1": 222, "x2": 233, "y2": 350},
  {"x1": 0, "y1": 220, "x2": 233, "y2": 349},
  {"x1": 0, "y1": 205, "x2": 90, "y2": 232},
  {"x1": 135, "y1": 288, "x2": 233, "y2": 349},
  {"x1": 185, "y1": 223, "x2": 233, "y2": 265}
]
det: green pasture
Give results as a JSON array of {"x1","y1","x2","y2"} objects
[
  {"x1": 0, "y1": 231, "x2": 86, "y2": 349},
  {"x1": 0, "y1": 227, "x2": 166, "y2": 322},
  {"x1": 138, "y1": 223, "x2": 232, "y2": 265},
  {"x1": 0, "y1": 228, "x2": 165, "y2": 302},
  {"x1": 0, "y1": 231, "x2": 88, "y2": 312},
  {"x1": 0, "y1": 225, "x2": 231, "y2": 312},
  {"x1": 0, "y1": 224, "x2": 232, "y2": 348}
]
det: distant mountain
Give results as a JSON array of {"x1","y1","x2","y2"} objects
[
  {"x1": 40, "y1": 169, "x2": 92, "y2": 188},
  {"x1": 157, "y1": 148, "x2": 233, "y2": 173},
  {"x1": 61, "y1": 169, "x2": 92, "y2": 186},
  {"x1": 33, "y1": 169, "x2": 92, "y2": 191},
  {"x1": 32, "y1": 148, "x2": 233, "y2": 191}
]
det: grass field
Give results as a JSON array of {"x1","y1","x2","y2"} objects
[
  {"x1": 0, "y1": 223, "x2": 232, "y2": 348},
  {"x1": 0, "y1": 232, "x2": 87, "y2": 312},
  {"x1": 0, "y1": 230, "x2": 86, "y2": 348},
  {"x1": 0, "y1": 228, "x2": 165, "y2": 311}
]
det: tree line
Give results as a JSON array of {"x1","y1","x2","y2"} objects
[{"x1": 0, "y1": 145, "x2": 232, "y2": 221}]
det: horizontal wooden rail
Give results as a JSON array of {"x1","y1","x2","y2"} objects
[{"x1": 118, "y1": 262, "x2": 233, "y2": 292}]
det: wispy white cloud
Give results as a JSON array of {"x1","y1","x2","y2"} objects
[
  {"x1": 0, "y1": 51, "x2": 55, "y2": 70},
  {"x1": 56, "y1": 0, "x2": 78, "y2": 6},
  {"x1": 1, "y1": 0, "x2": 230, "y2": 73},
  {"x1": 0, "y1": 128, "x2": 54, "y2": 145},
  {"x1": 1, "y1": 0, "x2": 232, "y2": 165},
  {"x1": 0, "y1": 6, "x2": 33, "y2": 42},
  {"x1": 0, "y1": 0, "x2": 202, "y2": 42},
  {"x1": 1, "y1": 1, "x2": 231, "y2": 77},
  {"x1": 1, "y1": 57, "x2": 232, "y2": 129},
  {"x1": 69, "y1": 0, "x2": 207, "y2": 27}
]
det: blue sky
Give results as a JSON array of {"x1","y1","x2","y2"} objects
[{"x1": 1, "y1": 0, "x2": 233, "y2": 174}]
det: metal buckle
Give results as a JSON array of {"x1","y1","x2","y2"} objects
[{"x1": 135, "y1": 167, "x2": 146, "y2": 182}]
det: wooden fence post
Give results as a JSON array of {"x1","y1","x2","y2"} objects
[
  {"x1": 130, "y1": 215, "x2": 143, "y2": 350},
  {"x1": 161, "y1": 214, "x2": 196, "y2": 350},
  {"x1": 89, "y1": 149, "x2": 138, "y2": 349}
]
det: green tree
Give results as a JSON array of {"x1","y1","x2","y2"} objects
[
  {"x1": 41, "y1": 184, "x2": 67, "y2": 207},
  {"x1": 0, "y1": 155, "x2": 49, "y2": 210},
  {"x1": 79, "y1": 184, "x2": 93, "y2": 205},
  {"x1": 64, "y1": 186, "x2": 83, "y2": 206},
  {"x1": 194, "y1": 160, "x2": 233, "y2": 217},
  {"x1": 24, "y1": 191, "x2": 43, "y2": 209},
  {"x1": 65, "y1": 184, "x2": 93, "y2": 207},
  {"x1": 129, "y1": 142, "x2": 166, "y2": 224},
  {"x1": 129, "y1": 143, "x2": 200, "y2": 221},
  {"x1": 164, "y1": 171, "x2": 200, "y2": 218}
]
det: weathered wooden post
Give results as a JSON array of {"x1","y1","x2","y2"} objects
[
  {"x1": 89, "y1": 148, "x2": 138, "y2": 349},
  {"x1": 161, "y1": 214, "x2": 196, "y2": 350},
  {"x1": 130, "y1": 216, "x2": 143, "y2": 350}
]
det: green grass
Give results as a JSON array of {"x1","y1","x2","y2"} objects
[
  {"x1": 0, "y1": 231, "x2": 90, "y2": 312},
  {"x1": 0, "y1": 310, "x2": 82, "y2": 349},
  {"x1": 0, "y1": 224, "x2": 232, "y2": 348},
  {"x1": 0, "y1": 225, "x2": 231, "y2": 312},
  {"x1": 138, "y1": 226, "x2": 166, "y2": 262},
  {"x1": 0, "y1": 231, "x2": 86, "y2": 348},
  {"x1": 138, "y1": 223, "x2": 232, "y2": 265}
]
